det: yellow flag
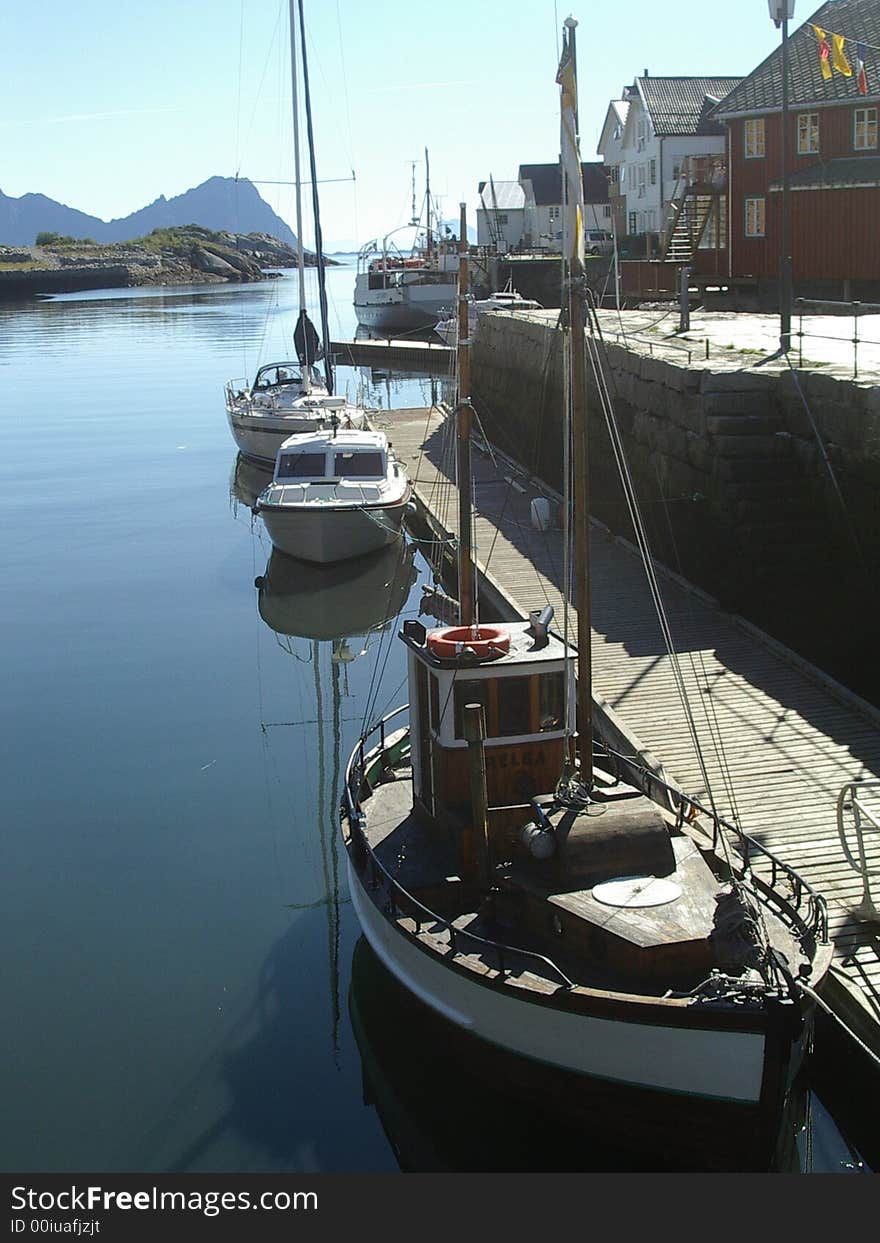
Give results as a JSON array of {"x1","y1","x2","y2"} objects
[
  {"x1": 832, "y1": 33, "x2": 852, "y2": 77},
  {"x1": 813, "y1": 25, "x2": 833, "y2": 80}
]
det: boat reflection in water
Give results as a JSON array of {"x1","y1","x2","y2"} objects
[
  {"x1": 349, "y1": 938, "x2": 839, "y2": 1173},
  {"x1": 255, "y1": 539, "x2": 418, "y2": 648},
  {"x1": 230, "y1": 453, "x2": 273, "y2": 514}
]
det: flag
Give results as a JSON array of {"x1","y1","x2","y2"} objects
[
  {"x1": 813, "y1": 24, "x2": 833, "y2": 80},
  {"x1": 832, "y1": 33, "x2": 852, "y2": 77},
  {"x1": 556, "y1": 26, "x2": 585, "y2": 271},
  {"x1": 857, "y1": 43, "x2": 868, "y2": 95}
]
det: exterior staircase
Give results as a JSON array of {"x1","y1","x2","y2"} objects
[{"x1": 662, "y1": 156, "x2": 726, "y2": 263}]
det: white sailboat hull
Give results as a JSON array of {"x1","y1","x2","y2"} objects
[
  {"x1": 259, "y1": 494, "x2": 410, "y2": 564},
  {"x1": 348, "y1": 860, "x2": 788, "y2": 1105},
  {"x1": 226, "y1": 409, "x2": 322, "y2": 466}
]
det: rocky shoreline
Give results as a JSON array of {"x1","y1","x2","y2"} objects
[{"x1": 0, "y1": 226, "x2": 332, "y2": 298}]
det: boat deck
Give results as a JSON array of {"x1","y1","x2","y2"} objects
[{"x1": 370, "y1": 404, "x2": 880, "y2": 1056}]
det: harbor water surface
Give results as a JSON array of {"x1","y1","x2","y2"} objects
[{"x1": 0, "y1": 262, "x2": 866, "y2": 1173}]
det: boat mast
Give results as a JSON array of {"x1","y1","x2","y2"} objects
[
  {"x1": 425, "y1": 147, "x2": 433, "y2": 261},
  {"x1": 455, "y1": 201, "x2": 475, "y2": 630},
  {"x1": 560, "y1": 16, "x2": 593, "y2": 782},
  {"x1": 296, "y1": 0, "x2": 334, "y2": 393},
  {"x1": 287, "y1": 0, "x2": 310, "y2": 391}
]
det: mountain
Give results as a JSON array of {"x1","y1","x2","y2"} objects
[{"x1": 0, "y1": 177, "x2": 297, "y2": 248}]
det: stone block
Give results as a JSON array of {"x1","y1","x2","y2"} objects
[
  {"x1": 700, "y1": 370, "x2": 774, "y2": 395},
  {"x1": 703, "y1": 390, "x2": 772, "y2": 416},
  {"x1": 711, "y1": 433, "x2": 782, "y2": 458},
  {"x1": 705, "y1": 414, "x2": 777, "y2": 436}
]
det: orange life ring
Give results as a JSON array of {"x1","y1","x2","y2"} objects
[{"x1": 426, "y1": 625, "x2": 510, "y2": 660}]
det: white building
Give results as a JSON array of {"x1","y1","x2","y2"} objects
[
  {"x1": 599, "y1": 74, "x2": 741, "y2": 244},
  {"x1": 475, "y1": 180, "x2": 525, "y2": 252}
]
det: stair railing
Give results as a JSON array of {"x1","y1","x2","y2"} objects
[{"x1": 837, "y1": 779, "x2": 880, "y2": 922}]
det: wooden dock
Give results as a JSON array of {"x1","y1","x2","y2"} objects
[
  {"x1": 373, "y1": 403, "x2": 880, "y2": 1064},
  {"x1": 331, "y1": 338, "x2": 453, "y2": 369}
]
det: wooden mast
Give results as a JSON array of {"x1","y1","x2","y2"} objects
[
  {"x1": 561, "y1": 15, "x2": 593, "y2": 784},
  {"x1": 455, "y1": 202, "x2": 475, "y2": 630}
]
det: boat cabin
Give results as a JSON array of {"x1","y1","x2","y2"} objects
[
  {"x1": 400, "y1": 612, "x2": 576, "y2": 848},
  {"x1": 252, "y1": 362, "x2": 312, "y2": 390},
  {"x1": 273, "y1": 428, "x2": 390, "y2": 484}
]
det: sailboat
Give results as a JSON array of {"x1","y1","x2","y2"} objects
[
  {"x1": 254, "y1": 0, "x2": 412, "y2": 566},
  {"x1": 339, "y1": 20, "x2": 833, "y2": 1170},
  {"x1": 224, "y1": 0, "x2": 364, "y2": 466}
]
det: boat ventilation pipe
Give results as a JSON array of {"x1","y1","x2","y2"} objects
[
  {"x1": 527, "y1": 605, "x2": 554, "y2": 648},
  {"x1": 521, "y1": 799, "x2": 556, "y2": 859}
]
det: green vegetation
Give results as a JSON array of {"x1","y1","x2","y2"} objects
[{"x1": 136, "y1": 224, "x2": 227, "y2": 255}]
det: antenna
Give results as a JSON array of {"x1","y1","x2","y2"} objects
[{"x1": 408, "y1": 160, "x2": 418, "y2": 226}]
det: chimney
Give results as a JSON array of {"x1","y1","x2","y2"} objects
[{"x1": 644, "y1": 68, "x2": 649, "y2": 77}]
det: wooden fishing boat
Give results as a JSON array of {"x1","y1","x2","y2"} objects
[{"x1": 340, "y1": 19, "x2": 832, "y2": 1170}]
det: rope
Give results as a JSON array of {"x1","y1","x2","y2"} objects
[{"x1": 797, "y1": 979, "x2": 880, "y2": 1070}]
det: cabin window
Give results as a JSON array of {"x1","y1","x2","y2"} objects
[
  {"x1": 495, "y1": 677, "x2": 532, "y2": 737},
  {"x1": 453, "y1": 681, "x2": 489, "y2": 740},
  {"x1": 745, "y1": 197, "x2": 765, "y2": 237},
  {"x1": 332, "y1": 451, "x2": 384, "y2": 478},
  {"x1": 276, "y1": 451, "x2": 326, "y2": 478},
  {"x1": 797, "y1": 113, "x2": 819, "y2": 154},
  {"x1": 538, "y1": 672, "x2": 565, "y2": 731},
  {"x1": 744, "y1": 118, "x2": 765, "y2": 159},
  {"x1": 854, "y1": 107, "x2": 878, "y2": 150}
]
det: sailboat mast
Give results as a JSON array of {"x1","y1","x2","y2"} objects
[
  {"x1": 288, "y1": 3, "x2": 307, "y2": 323},
  {"x1": 561, "y1": 16, "x2": 593, "y2": 781},
  {"x1": 455, "y1": 202, "x2": 475, "y2": 630},
  {"x1": 296, "y1": 0, "x2": 334, "y2": 393}
]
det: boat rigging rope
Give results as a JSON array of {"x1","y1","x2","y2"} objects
[{"x1": 796, "y1": 980, "x2": 880, "y2": 1069}]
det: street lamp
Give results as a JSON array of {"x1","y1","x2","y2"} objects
[{"x1": 769, "y1": 1, "x2": 796, "y2": 351}]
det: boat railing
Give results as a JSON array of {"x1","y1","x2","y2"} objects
[
  {"x1": 836, "y1": 779, "x2": 880, "y2": 922},
  {"x1": 600, "y1": 743, "x2": 829, "y2": 949},
  {"x1": 342, "y1": 708, "x2": 575, "y2": 991}
]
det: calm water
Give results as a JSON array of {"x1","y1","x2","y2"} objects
[{"x1": 0, "y1": 261, "x2": 866, "y2": 1173}]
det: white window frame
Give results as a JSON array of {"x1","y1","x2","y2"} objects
[
  {"x1": 854, "y1": 107, "x2": 878, "y2": 150},
  {"x1": 745, "y1": 197, "x2": 765, "y2": 238},
  {"x1": 637, "y1": 165, "x2": 646, "y2": 198},
  {"x1": 744, "y1": 118, "x2": 765, "y2": 159},
  {"x1": 649, "y1": 159, "x2": 657, "y2": 185},
  {"x1": 797, "y1": 113, "x2": 819, "y2": 155}
]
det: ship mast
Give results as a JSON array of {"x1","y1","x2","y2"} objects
[
  {"x1": 560, "y1": 15, "x2": 593, "y2": 783},
  {"x1": 455, "y1": 201, "x2": 475, "y2": 631},
  {"x1": 288, "y1": 0, "x2": 311, "y2": 391}
]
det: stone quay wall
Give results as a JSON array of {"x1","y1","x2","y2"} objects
[{"x1": 471, "y1": 313, "x2": 880, "y2": 703}]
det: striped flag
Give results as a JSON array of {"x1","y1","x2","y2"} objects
[
  {"x1": 857, "y1": 43, "x2": 868, "y2": 95},
  {"x1": 556, "y1": 24, "x2": 584, "y2": 271}
]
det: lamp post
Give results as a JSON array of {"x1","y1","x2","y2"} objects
[{"x1": 769, "y1": 0, "x2": 795, "y2": 352}]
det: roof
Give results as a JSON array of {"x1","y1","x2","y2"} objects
[
  {"x1": 518, "y1": 162, "x2": 610, "y2": 205},
  {"x1": 714, "y1": 0, "x2": 880, "y2": 116},
  {"x1": 635, "y1": 76, "x2": 743, "y2": 135},
  {"x1": 769, "y1": 153, "x2": 880, "y2": 190},
  {"x1": 476, "y1": 180, "x2": 525, "y2": 211}
]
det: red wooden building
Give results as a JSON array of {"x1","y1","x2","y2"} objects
[{"x1": 715, "y1": 0, "x2": 880, "y2": 300}]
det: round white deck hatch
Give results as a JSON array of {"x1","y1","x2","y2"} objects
[{"x1": 592, "y1": 875, "x2": 682, "y2": 908}]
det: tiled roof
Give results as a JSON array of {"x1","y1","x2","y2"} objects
[
  {"x1": 518, "y1": 162, "x2": 610, "y2": 205},
  {"x1": 769, "y1": 153, "x2": 880, "y2": 189},
  {"x1": 477, "y1": 180, "x2": 525, "y2": 211},
  {"x1": 638, "y1": 77, "x2": 744, "y2": 134},
  {"x1": 714, "y1": 0, "x2": 880, "y2": 116}
]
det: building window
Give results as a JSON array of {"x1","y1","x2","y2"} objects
[
  {"x1": 855, "y1": 107, "x2": 878, "y2": 150},
  {"x1": 797, "y1": 113, "x2": 819, "y2": 154},
  {"x1": 495, "y1": 213, "x2": 508, "y2": 224},
  {"x1": 649, "y1": 159, "x2": 657, "y2": 185},
  {"x1": 548, "y1": 206, "x2": 560, "y2": 221},
  {"x1": 637, "y1": 165, "x2": 646, "y2": 197},
  {"x1": 647, "y1": 210, "x2": 656, "y2": 231},
  {"x1": 636, "y1": 119, "x2": 646, "y2": 150},
  {"x1": 609, "y1": 166, "x2": 619, "y2": 185},
  {"x1": 628, "y1": 211, "x2": 637, "y2": 234},
  {"x1": 744, "y1": 118, "x2": 765, "y2": 158},
  {"x1": 745, "y1": 197, "x2": 765, "y2": 237},
  {"x1": 603, "y1": 205, "x2": 612, "y2": 218}
]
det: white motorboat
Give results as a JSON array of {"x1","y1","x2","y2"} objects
[
  {"x1": 256, "y1": 426, "x2": 412, "y2": 564},
  {"x1": 338, "y1": 30, "x2": 833, "y2": 1173},
  {"x1": 434, "y1": 281, "x2": 543, "y2": 346}
]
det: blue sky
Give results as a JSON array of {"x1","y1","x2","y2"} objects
[{"x1": 0, "y1": 0, "x2": 820, "y2": 249}]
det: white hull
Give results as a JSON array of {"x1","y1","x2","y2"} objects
[
  {"x1": 227, "y1": 406, "x2": 366, "y2": 467},
  {"x1": 259, "y1": 495, "x2": 409, "y2": 564},
  {"x1": 348, "y1": 860, "x2": 773, "y2": 1104}
]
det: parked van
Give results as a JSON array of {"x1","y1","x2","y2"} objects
[{"x1": 585, "y1": 229, "x2": 614, "y2": 255}]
